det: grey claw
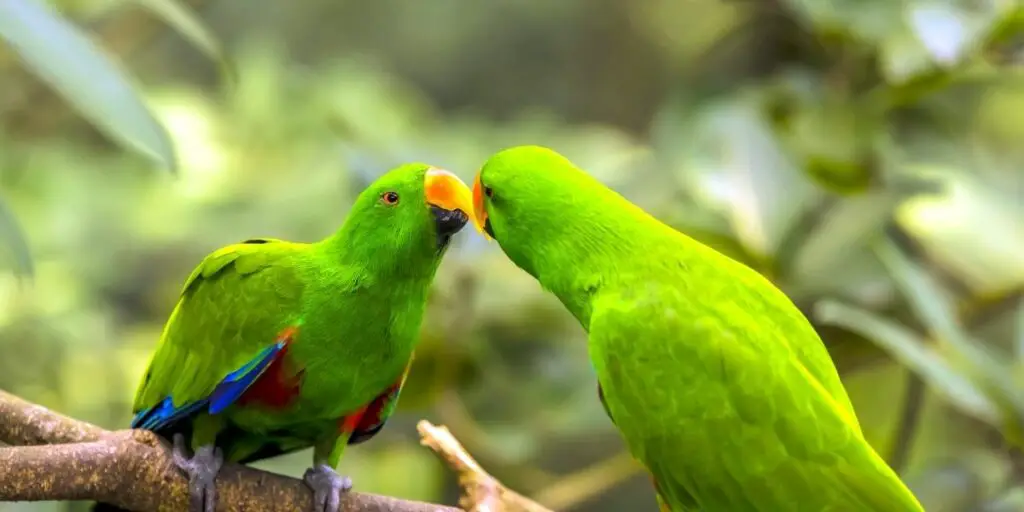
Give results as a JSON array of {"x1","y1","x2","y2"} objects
[
  {"x1": 303, "y1": 464, "x2": 352, "y2": 512},
  {"x1": 171, "y1": 434, "x2": 224, "y2": 512}
]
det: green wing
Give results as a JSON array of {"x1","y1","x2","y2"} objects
[
  {"x1": 133, "y1": 238, "x2": 306, "y2": 414},
  {"x1": 587, "y1": 285, "x2": 923, "y2": 512},
  {"x1": 702, "y1": 245, "x2": 861, "y2": 428}
]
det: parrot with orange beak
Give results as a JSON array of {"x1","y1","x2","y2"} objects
[
  {"x1": 95, "y1": 164, "x2": 475, "y2": 512},
  {"x1": 469, "y1": 146, "x2": 924, "y2": 512}
]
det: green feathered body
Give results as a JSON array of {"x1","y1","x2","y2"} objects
[
  {"x1": 475, "y1": 147, "x2": 924, "y2": 512},
  {"x1": 131, "y1": 163, "x2": 460, "y2": 468},
  {"x1": 135, "y1": 238, "x2": 429, "y2": 461}
]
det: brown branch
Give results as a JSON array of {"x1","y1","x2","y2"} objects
[
  {"x1": 0, "y1": 390, "x2": 459, "y2": 512},
  {"x1": 0, "y1": 390, "x2": 108, "y2": 445},
  {"x1": 417, "y1": 421, "x2": 553, "y2": 512}
]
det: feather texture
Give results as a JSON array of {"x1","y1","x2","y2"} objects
[
  {"x1": 127, "y1": 163, "x2": 454, "y2": 469},
  {"x1": 475, "y1": 146, "x2": 923, "y2": 512}
]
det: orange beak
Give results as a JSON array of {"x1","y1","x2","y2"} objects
[
  {"x1": 471, "y1": 173, "x2": 491, "y2": 240},
  {"x1": 424, "y1": 167, "x2": 475, "y2": 217}
]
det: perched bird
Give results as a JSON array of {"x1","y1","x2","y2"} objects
[
  {"x1": 96, "y1": 164, "x2": 474, "y2": 512},
  {"x1": 469, "y1": 146, "x2": 924, "y2": 512}
]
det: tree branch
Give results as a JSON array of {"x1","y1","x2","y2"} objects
[
  {"x1": 0, "y1": 389, "x2": 107, "y2": 444},
  {"x1": 0, "y1": 390, "x2": 458, "y2": 512},
  {"x1": 417, "y1": 421, "x2": 553, "y2": 512}
]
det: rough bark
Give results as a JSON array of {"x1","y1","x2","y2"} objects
[{"x1": 0, "y1": 390, "x2": 458, "y2": 512}]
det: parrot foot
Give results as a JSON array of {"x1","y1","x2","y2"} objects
[
  {"x1": 302, "y1": 464, "x2": 352, "y2": 512},
  {"x1": 171, "y1": 433, "x2": 224, "y2": 512}
]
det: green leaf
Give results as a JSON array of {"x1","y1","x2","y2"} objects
[
  {"x1": 874, "y1": 238, "x2": 1024, "y2": 417},
  {"x1": 0, "y1": 0, "x2": 176, "y2": 171},
  {"x1": 0, "y1": 196, "x2": 33, "y2": 279},
  {"x1": 875, "y1": 238, "x2": 963, "y2": 341},
  {"x1": 816, "y1": 299, "x2": 1000, "y2": 424},
  {"x1": 896, "y1": 171, "x2": 1024, "y2": 296},
  {"x1": 690, "y1": 94, "x2": 819, "y2": 259},
  {"x1": 136, "y1": 0, "x2": 236, "y2": 84},
  {"x1": 787, "y1": 191, "x2": 901, "y2": 290}
]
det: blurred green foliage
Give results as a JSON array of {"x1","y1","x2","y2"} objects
[{"x1": 0, "y1": 0, "x2": 1022, "y2": 511}]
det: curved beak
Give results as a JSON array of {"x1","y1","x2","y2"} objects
[
  {"x1": 424, "y1": 168, "x2": 473, "y2": 245},
  {"x1": 471, "y1": 173, "x2": 491, "y2": 240}
]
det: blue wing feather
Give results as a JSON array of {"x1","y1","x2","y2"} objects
[
  {"x1": 208, "y1": 341, "x2": 286, "y2": 414},
  {"x1": 130, "y1": 340, "x2": 287, "y2": 431},
  {"x1": 132, "y1": 397, "x2": 207, "y2": 430}
]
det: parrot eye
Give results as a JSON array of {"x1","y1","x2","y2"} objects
[
  {"x1": 483, "y1": 186, "x2": 493, "y2": 198},
  {"x1": 380, "y1": 191, "x2": 400, "y2": 205}
]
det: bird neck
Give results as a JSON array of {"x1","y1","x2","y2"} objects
[
  {"x1": 502, "y1": 191, "x2": 665, "y2": 330},
  {"x1": 318, "y1": 224, "x2": 441, "y2": 285}
]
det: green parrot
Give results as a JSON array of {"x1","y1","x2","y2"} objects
[
  {"x1": 469, "y1": 146, "x2": 924, "y2": 512},
  {"x1": 99, "y1": 164, "x2": 474, "y2": 512}
]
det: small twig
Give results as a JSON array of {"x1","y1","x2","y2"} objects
[
  {"x1": 435, "y1": 391, "x2": 557, "y2": 487},
  {"x1": 417, "y1": 420, "x2": 554, "y2": 512}
]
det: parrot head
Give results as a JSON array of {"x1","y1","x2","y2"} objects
[
  {"x1": 470, "y1": 145, "x2": 601, "y2": 276},
  {"x1": 340, "y1": 163, "x2": 475, "y2": 263}
]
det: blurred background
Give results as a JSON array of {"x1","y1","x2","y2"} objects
[{"x1": 0, "y1": 0, "x2": 1022, "y2": 510}]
